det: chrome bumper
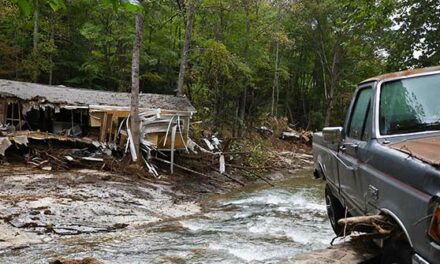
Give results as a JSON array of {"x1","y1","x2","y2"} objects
[{"x1": 413, "y1": 253, "x2": 430, "y2": 264}]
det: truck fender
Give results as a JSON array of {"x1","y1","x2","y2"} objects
[
  {"x1": 313, "y1": 160, "x2": 326, "y2": 180},
  {"x1": 380, "y1": 208, "x2": 413, "y2": 247}
]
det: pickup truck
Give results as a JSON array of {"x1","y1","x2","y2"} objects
[{"x1": 313, "y1": 66, "x2": 440, "y2": 264}]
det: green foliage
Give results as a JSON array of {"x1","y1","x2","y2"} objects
[
  {"x1": 1, "y1": 0, "x2": 428, "y2": 132},
  {"x1": 229, "y1": 137, "x2": 274, "y2": 169},
  {"x1": 12, "y1": 0, "x2": 65, "y2": 16},
  {"x1": 385, "y1": 0, "x2": 440, "y2": 69}
]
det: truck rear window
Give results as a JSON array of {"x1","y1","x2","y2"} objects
[{"x1": 380, "y1": 73, "x2": 440, "y2": 135}]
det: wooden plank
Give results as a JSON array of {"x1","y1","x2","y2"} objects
[
  {"x1": 106, "y1": 113, "x2": 113, "y2": 142},
  {"x1": 17, "y1": 103, "x2": 22, "y2": 130},
  {"x1": 89, "y1": 112, "x2": 104, "y2": 127},
  {"x1": 99, "y1": 112, "x2": 108, "y2": 142},
  {"x1": 157, "y1": 133, "x2": 185, "y2": 149}
]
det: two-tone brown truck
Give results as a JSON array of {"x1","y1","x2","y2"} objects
[{"x1": 313, "y1": 66, "x2": 440, "y2": 264}]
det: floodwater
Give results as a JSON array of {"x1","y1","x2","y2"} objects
[{"x1": 0, "y1": 175, "x2": 335, "y2": 264}]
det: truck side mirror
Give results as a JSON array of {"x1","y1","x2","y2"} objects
[{"x1": 323, "y1": 127, "x2": 343, "y2": 144}]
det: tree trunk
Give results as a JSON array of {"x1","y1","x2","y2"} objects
[
  {"x1": 324, "y1": 41, "x2": 342, "y2": 127},
  {"x1": 324, "y1": 85, "x2": 335, "y2": 127},
  {"x1": 271, "y1": 3, "x2": 281, "y2": 117},
  {"x1": 32, "y1": 0, "x2": 39, "y2": 83},
  {"x1": 238, "y1": 0, "x2": 251, "y2": 136},
  {"x1": 130, "y1": 11, "x2": 144, "y2": 163},
  {"x1": 49, "y1": 16, "x2": 55, "y2": 85},
  {"x1": 33, "y1": 0, "x2": 39, "y2": 52},
  {"x1": 271, "y1": 40, "x2": 280, "y2": 116},
  {"x1": 176, "y1": 0, "x2": 196, "y2": 96}
]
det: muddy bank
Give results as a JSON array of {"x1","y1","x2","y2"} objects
[
  {"x1": 284, "y1": 240, "x2": 380, "y2": 264},
  {"x1": 167, "y1": 148, "x2": 315, "y2": 203}
]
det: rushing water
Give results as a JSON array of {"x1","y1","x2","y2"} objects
[{"x1": 0, "y1": 175, "x2": 335, "y2": 264}]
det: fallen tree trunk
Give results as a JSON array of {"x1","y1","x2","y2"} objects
[
  {"x1": 338, "y1": 215, "x2": 393, "y2": 235},
  {"x1": 337, "y1": 215, "x2": 385, "y2": 226}
]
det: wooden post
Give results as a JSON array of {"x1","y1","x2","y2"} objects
[
  {"x1": 0, "y1": 101, "x2": 5, "y2": 123},
  {"x1": 18, "y1": 103, "x2": 22, "y2": 130},
  {"x1": 170, "y1": 125, "x2": 177, "y2": 174},
  {"x1": 99, "y1": 113, "x2": 108, "y2": 142}
]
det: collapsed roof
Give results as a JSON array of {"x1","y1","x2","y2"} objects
[{"x1": 0, "y1": 79, "x2": 196, "y2": 112}]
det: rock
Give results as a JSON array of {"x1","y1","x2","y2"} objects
[
  {"x1": 44, "y1": 209, "x2": 53, "y2": 215},
  {"x1": 100, "y1": 175, "x2": 112, "y2": 181},
  {"x1": 266, "y1": 171, "x2": 285, "y2": 180},
  {"x1": 49, "y1": 257, "x2": 103, "y2": 264},
  {"x1": 42, "y1": 237, "x2": 52, "y2": 243},
  {"x1": 112, "y1": 223, "x2": 129, "y2": 229},
  {"x1": 42, "y1": 166, "x2": 53, "y2": 171}
]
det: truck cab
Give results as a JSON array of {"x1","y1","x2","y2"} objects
[{"x1": 313, "y1": 66, "x2": 440, "y2": 264}]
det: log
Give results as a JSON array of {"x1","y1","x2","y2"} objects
[
  {"x1": 338, "y1": 215, "x2": 385, "y2": 226},
  {"x1": 225, "y1": 164, "x2": 272, "y2": 170}
]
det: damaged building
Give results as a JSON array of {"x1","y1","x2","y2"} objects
[{"x1": 0, "y1": 79, "x2": 196, "y2": 172}]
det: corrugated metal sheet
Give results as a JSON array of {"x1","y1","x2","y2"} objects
[
  {"x1": 390, "y1": 136, "x2": 440, "y2": 167},
  {"x1": 0, "y1": 79, "x2": 196, "y2": 112}
]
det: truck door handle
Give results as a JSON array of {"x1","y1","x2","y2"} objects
[
  {"x1": 350, "y1": 143, "x2": 359, "y2": 150},
  {"x1": 340, "y1": 143, "x2": 358, "y2": 152}
]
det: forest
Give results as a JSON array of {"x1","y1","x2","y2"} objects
[{"x1": 0, "y1": 0, "x2": 438, "y2": 133}]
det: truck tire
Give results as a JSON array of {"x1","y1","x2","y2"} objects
[
  {"x1": 325, "y1": 185, "x2": 345, "y2": 236},
  {"x1": 381, "y1": 240, "x2": 412, "y2": 264}
]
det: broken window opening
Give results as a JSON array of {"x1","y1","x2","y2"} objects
[
  {"x1": 5, "y1": 101, "x2": 23, "y2": 130},
  {"x1": 24, "y1": 107, "x2": 90, "y2": 137}
]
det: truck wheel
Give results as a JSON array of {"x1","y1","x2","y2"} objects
[
  {"x1": 381, "y1": 240, "x2": 412, "y2": 264},
  {"x1": 325, "y1": 185, "x2": 345, "y2": 236}
]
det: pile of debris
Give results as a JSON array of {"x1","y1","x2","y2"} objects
[
  {"x1": 272, "y1": 151, "x2": 314, "y2": 171},
  {"x1": 256, "y1": 126, "x2": 312, "y2": 145},
  {"x1": 280, "y1": 128, "x2": 313, "y2": 144},
  {"x1": 26, "y1": 147, "x2": 110, "y2": 171}
]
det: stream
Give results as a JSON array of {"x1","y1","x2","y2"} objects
[{"x1": 0, "y1": 175, "x2": 335, "y2": 264}]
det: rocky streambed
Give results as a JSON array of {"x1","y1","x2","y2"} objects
[{"x1": 0, "y1": 163, "x2": 338, "y2": 263}]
